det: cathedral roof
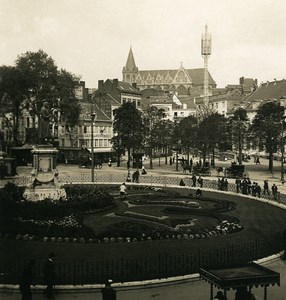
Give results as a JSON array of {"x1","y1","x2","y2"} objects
[{"x1": 137, "y1": 68, "x2": 216, "y2": 86}]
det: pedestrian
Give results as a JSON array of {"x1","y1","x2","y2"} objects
[
  {"x1": 198, "y1": 176, "x2": 203, "y2": 188},
  {"x1": 263, "y1": 180, "x2": 270, "y2": 195},
  {"x1": 196, "y1": 188, "x2": 202, "y2": 198},
  {"x1": 101, "y1": 279, "x2": 116, "y2": 300},
  {"x1": 217, "y1": 177, "x2": 221, "y2": 190},
  {"x1": 169, "y1": 157, "x2": 172, "y2": 165},
  {"x1": 256, "y1": 183, "x2": 261, "y2": 198},
  {"x1": 43, "y1": 252, "x2": 56, "y2": 299},
  {"x1": 247, "y1": 178, "x2": 252, "y2": 195},
  {"x1": 132, "y1": 169, "x2": 139, "y2": 183},
  {"x1": 108, "y1": 158, "x2": 112, "y2": 167},
  {"x1": 241, "y1": 178, "x2": 248, "y2": 195},
  {"x1": 20, "y1": 259, "x2": 35, "y2": 300},
  {"x1": 235, "y1": 178, "x2": 241, "y2": 193},
  {"x1": 179, "y1": 179, "x2": 186, "y2": 186},
  {"x1": 141, "y1": 165, "x2": 147, "y2": 175},
  {"x1": 192, "y1": 174, "x2": 196, "y2": 187},
  {"x1": 224, "y1": 178, "x2": 228, "y2": 191},
  {"x1": 126, "y1": 169, "x2": 131, "y2": 182},
  {"x1": 119, "y1": 183, "x2": 127, "y2": 199},
  {"x1": 272, "y1": 183, "x2": 278, "y2": 200}
]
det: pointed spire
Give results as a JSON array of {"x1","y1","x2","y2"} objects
[{"x1": 125, "y1": 46, "x2": 137, "y2": 71}]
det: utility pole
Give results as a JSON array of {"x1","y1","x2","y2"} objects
[{"x1": 90, "y1": 112, "x2": 96, "y2": 182}]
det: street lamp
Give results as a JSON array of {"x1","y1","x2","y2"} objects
[{"x1": 90, "y1": 112, "x2": 96, "y2": 182}]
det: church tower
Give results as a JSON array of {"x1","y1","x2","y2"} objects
[{"x1": 122, "y1": 47, "x2": 138, "y2": 84}]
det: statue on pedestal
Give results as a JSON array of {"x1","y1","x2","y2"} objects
[{"x1": 38, "y1": 101, "x2": 51, "y2": 144}]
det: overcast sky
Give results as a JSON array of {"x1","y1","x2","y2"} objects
[{"x1": 1, "y1": 0, "x2": 286, "y2": 88}]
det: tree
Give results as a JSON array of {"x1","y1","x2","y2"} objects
[
  {"x1": 143, "y1": 106, "x2": 166, "y2": 169},
  {"x1": 111, "y1": 102, "x2": 144, "y2": 167},
  {"x1": 227, "y1": 108, "x2": 249, "y2": 165},
  {"x1": 250, "y1": 101, "x2": 285, "y2": 172},
  {"x1": 16, "y1": 50, "x2": 58, "y2": 117},
  {"x1": 153, "y1": 119, "x2": 174, "y2": 166},
  {"x1": 0, "y1": 66, "x2": 29, "y2": 145},
  {"x1": 0, "y1": 50, "x2": 81, "y2": 145},
  {"x1": 197, "y1": 113, "x2": 227, "y2": 165},
  {"x1": 176, "y1": 115, "x2": 198, "y2": 165},
  {"x1": 57, "y1": 69, "x2": 81, "y2": 127}
]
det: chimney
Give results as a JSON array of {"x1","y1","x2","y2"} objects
[
  {"x1": 98, "y1": 80, "x2": 104, "y2": 92},
  {"x1": 132, "y1": 82, "x2": 137, "y2": 89},
  {"x1": 113, "y1": 79, "x2": 118, "y2": 87},
  {"x1": 239, "y1": 77, "x2": 244, "y2": 85}
]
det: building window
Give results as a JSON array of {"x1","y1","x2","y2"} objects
[
  {"x1": 174, "y1": 112, "x2": 178, "y2": 117},
  {"x1": 26, "y1": 117, "x2": 30, "y2": 128},
  {"x1": 98, "y1": 139, "x2": 103, "y2": 147},
  {"x1": 84, "y1": 126, "x2": 87, "y2": 134}
]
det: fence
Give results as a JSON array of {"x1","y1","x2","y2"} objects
[
  {"x1": 0, "y1": 232, "x2": 284, "y2": 285},
  {"x1": 1, "y1": 173, "x2": 286, "y2": 205}
]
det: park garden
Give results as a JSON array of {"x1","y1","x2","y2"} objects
[{"x1": 1, "y1": 182, "x2": 286, "y2": 284}]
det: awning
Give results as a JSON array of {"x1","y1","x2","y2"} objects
[
  {"x1": 200, "y1": 262, "x2": 280, "y2": 289},
  {"x1": 87, "y1": 148, "x2": 114, "y2": 153}
]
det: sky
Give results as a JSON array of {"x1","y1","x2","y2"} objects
[{"x1": 1, "y1": 0, "x2": 286, "y2": 88}]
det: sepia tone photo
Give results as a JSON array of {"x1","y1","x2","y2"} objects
[{"x1": 0, "y1": 0, "x2": 286, "y2": 299}]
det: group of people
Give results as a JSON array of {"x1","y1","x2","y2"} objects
[
  {"x1": 20, "y1": 252, "x2": 56, "y2": 300},
  {"x1": 217, "y1": 177, "x2": 229, "y2": 191},
  {"x1": 235, "y1": 177, "x2": 279, "y2": 199}
]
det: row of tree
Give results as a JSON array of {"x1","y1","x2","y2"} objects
[
  {"x1": 112, "y1": 101, "x2": 285, "y2": 172},
  {"x1": 0, "y1": 50, "x2": 81, "y2": 145}
]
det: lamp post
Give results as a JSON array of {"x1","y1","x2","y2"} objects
[{"x1": 90, "y1": 112, "x2": 96, "y2": 182}]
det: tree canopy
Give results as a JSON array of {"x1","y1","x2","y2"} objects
[
  {"x1": 111, "y1": 102, "x2": 144, "y2": 166},
  {"x1": 0, "y1": 50, "x2": 81, "y2": 145},
  {"x1": 251, "y1": 101, "x2": 285, "y2": 171}
]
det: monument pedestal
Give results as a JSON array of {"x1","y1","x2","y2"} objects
[{"x1": 24, "y1": 144, "x2": 66, "y2": 201}]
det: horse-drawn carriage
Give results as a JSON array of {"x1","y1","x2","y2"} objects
[
  {"x1": 226, "y1": 164, "x2": 248, "y2": 178},
  {"x1": 216, "y1": 164, "x2": 248, "y2": 178},
  {"x1": 193, "y1": 163, "x2": 211, "y2": 176}
]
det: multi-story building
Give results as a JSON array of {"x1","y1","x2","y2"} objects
[{"x1": 94, "y1": 78, "x2": 142, "y2": 119}]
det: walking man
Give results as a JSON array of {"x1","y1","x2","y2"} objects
[
  {"x1": 43, "y1": 252, "x2": 56, "y2": 299},
  {"x1": 20, "y1": 259, "x2": 35, "y2": 300}
]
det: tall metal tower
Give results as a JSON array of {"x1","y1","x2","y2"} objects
[{"x1": 201, "y1": 25, "x2": 212, "y2": 106}]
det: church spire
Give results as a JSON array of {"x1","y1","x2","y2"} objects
[{"x1": 125, "y1": 46, "x2": 137, "y2": 71}]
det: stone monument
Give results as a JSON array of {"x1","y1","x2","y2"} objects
[{"x1": 23, "y1": 102, "x2": 66, "y2": 201}]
